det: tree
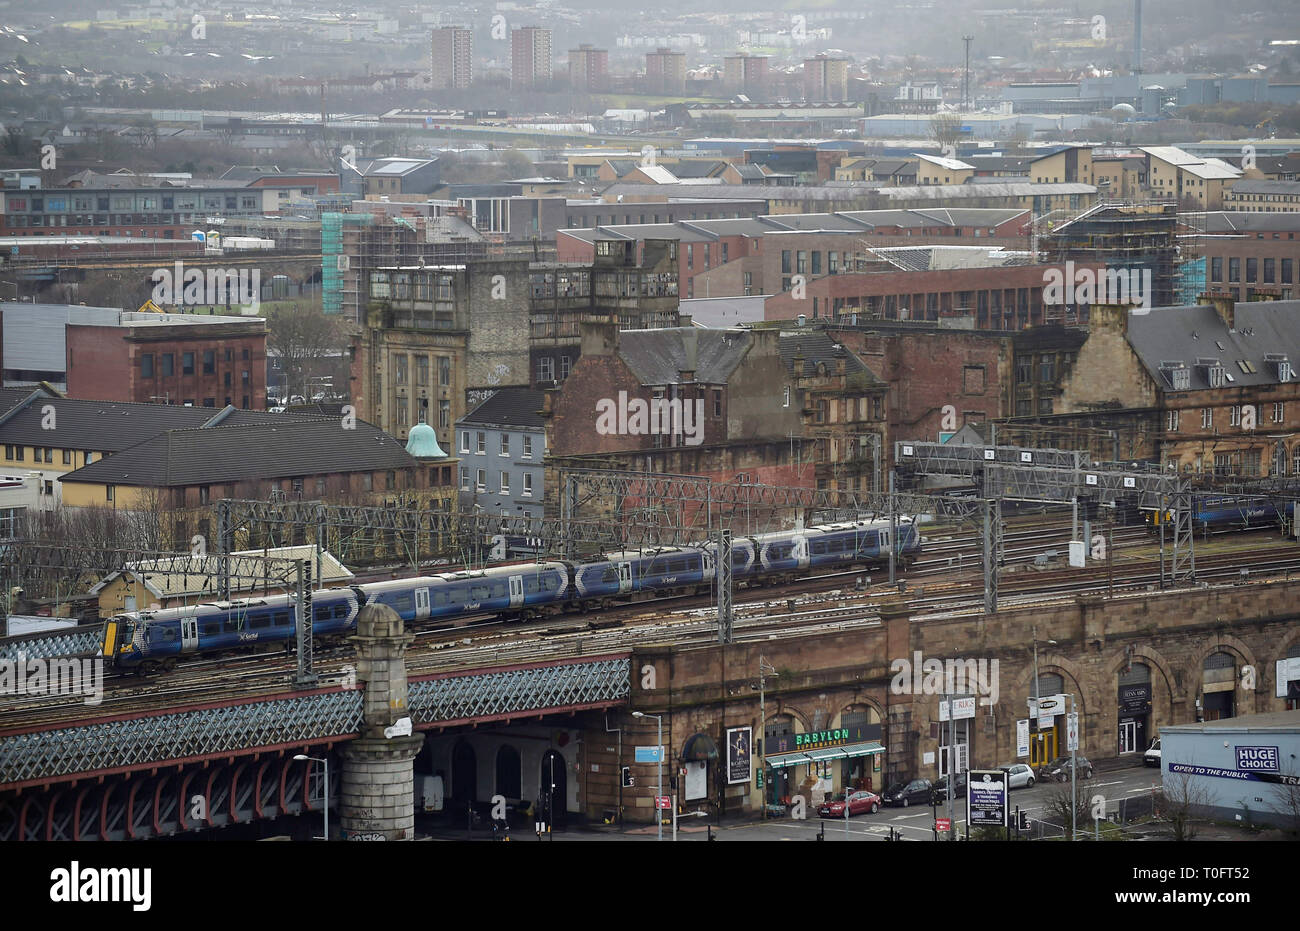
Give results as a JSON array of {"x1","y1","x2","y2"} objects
[
  {"x1": 1041, "y1": 778, "x2": 1094, "y2": 841},
  {"x1": 929, "y1": 112, "x2": 963, "y2": 153},
  {"x1": 265, "y1": 303, "x2": 351, "y2": 402},
  {"x1": 1155, "y1": 768, "x2": 1218, "y2": 841}
]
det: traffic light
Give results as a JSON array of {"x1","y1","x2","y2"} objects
[
  {"x1": 621, "y1": 766, "x2": 634, "y2": 788},
  {"x1": 1017, "y1": 809, "x2": 1030, "y2": 831}
]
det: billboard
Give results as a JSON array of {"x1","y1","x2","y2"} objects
[
  {"x1": 967, "y1": 769, "x2": 1008, "y2": 826},
  {"x1": 727, "y1": 726, "x2": 753, "y2": 785}
]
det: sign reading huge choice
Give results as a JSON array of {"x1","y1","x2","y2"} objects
[{"x1": 967, "y1": 769, "x2": 1008, "y2": 827}]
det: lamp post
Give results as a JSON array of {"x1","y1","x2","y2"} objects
[
  {"x1": 632, "y1": 711, "x2": 663, "y2": 842},
  {"x1": 293, "y1": 754, "x2": 329, "y2": 841},
  {"x1": 758, "y1": 656, "x2": 776, "y2": 820}
]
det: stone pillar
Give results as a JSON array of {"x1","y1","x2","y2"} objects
[
  {"x1": 339, "y1": 603, "x2": 424, "y2": 841},
  {"x1": 879, "y1": 597, "x2": 915, "y2": 786}
]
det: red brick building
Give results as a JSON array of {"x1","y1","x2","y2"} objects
[
  {"x1": 1202, "y1": 212, "x2": 1300, "y2": 301},
  {"x1": 65, "y1": 312, "x2": 268, "y2": 408}
]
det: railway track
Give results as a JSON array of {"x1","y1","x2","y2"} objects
[{"x1": 4, "y1": 523, "x2": 1296, "y2": 728}]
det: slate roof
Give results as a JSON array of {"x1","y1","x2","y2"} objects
[
  {"x1": 459, "y1": 387, "x2": 546, "y2": 429},
  {"x1": 778, "y1": 330, "x2": 878, "y2": 381},
  {"x1": 60, "y1": 418, "x2": 416, "y2": 487},
  {"x1": 1126, "y1": 300, "x2": 1300, "y2": 391},
  {"x1": 616, "y1": 328, "x2": 752, "y2": 386},
  {"x1": 1229, "y1": 179, "x2": 1300, "y2": 195},
  {"x1": 88, "y1": 545, "x2": 354, "y2": 600},
  {"x1": 672, "y1": 160, "x2": 727, "y2": 179},
  {"x1": 1203, "y1": 212, "x2": 1300, "y2": 233},
  {"x1": 681, "y1": 295, "x2": 769, "y2": 328},
  {"x1": 0, "y1": 397, "x2": 285, "y2": 451}
]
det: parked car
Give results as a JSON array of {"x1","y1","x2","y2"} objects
[
  {"x1": 268, "y1": 405, "x2": 287, "y2": 414},
  {"x1": 931, "y1": 771, "x2": 968, "y2": 805},
  {"x1": 817, "y1": 789, "x2": 881, "y2": 818},
  {"x1": 1143, "y1": 737, "x2": 1161, "y2": 768},
  {"x1": 882, "y1": 778, "x2": 933, "y2": 807},
  {"x1": 999, "y1": 763, "x2": 1036, "y2": 789},
  {"x1": 1039, "y1": 756, "x2": 1094, "y2": 782}
]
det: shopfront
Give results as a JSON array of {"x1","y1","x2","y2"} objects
[
  {"x1": 1280, "y1": 650, "x2": 1300, "y2": 711},
  {"x1": 1202, "y1": 652, "x2": 1237, "y2": 721},
  {"x1": 762, "y1": 724, "x2": 885, "y2": 810},
  {"x1": 1118, "y1": 663, "x2": 1152, "y2": 755},
  {"x1": 1027, "y1": 675, "x2": 1067, "y2": 767}
]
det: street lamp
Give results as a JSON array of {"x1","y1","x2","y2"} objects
[
  {"x1": 632, "y1": 711, "x2": 663, "y2": 842},
  {"x1": 758, "y1": 656, "x2": 776, "y2": 820},
  {"x1": 293, "y1": 754, "x2": 329, "y2": 841}
]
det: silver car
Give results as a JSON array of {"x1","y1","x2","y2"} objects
[{"x1": 1000, "y1": 763, "x2": 1036, "y2": 789}]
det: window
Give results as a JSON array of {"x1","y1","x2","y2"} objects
[
  {"x1": 1273, "y1": 402, "x2": 1285, "y2": 423},
  {"x1": 438, "y1": 356, "x2": 451, "y2": 387},
  {"x1": 1167, "y1": 410, "x2": 1180, "y2": 431},
  {"x1": 1284, "y1": 259, "x2": 1294, "y2": 283},
  {"x1": 1264, "y1": 258, "x2": 1276, "y2": 284},
  {"x1": 395, "y1": 355, "x2": 407, "y2": 385},
  {"x1": 1202, "y1": 407, "x2": 1213, "y2": 429},
  {"x1": 203, "y1": 350, "x2": 215, "y2": 374},
  {"x1": 386, "y1": 471, "x2": 396, "y2": 491},
  {"x1": 537, "y1": 356, "x2": 555, "y2": 383},
  {"x1": 814, "y1": 399, "x2": 827, "y2": 424},
  {"x1": 1246, "y1": 258, "x2": 1258, "y2": 282},
  {"x1": 181, "y1": 352, "x2": 194, "y2": 375},
  {"x1": 460, "y1": 467, "x2": 470, "y2": 490},
  {"x1": 522, "y1": 473, "x2": 533, "y2": 497},
  {"x1": 1039, "y1": 354, "x2": 1055, "y2": 382},
  {"x1": 1230, "y1": 405, "x2": 1241, "y2": 426},
  {"x1": 416, "y1": 355, "x2": 429, "y2": 386},
  {"x1": 141, "y1": 353, "x2": 155, "y2": 378},
  {"x1": 460, "y1": 431, "x2": 470, "y2": 454},
  {"x1": 781, "y1": 250, "x2": 792, "y2": 274},
  {"x1": 783, "y1": 386, "x2": 791, "y2": 408},
  {"x1": 199, "y1": 486, "x2": 210, "y2": 505},
  {"x1": 500, "y1": 472, "x2": 510, "y2": 494},
  {"x1": 316, "y1": 477, "x2": 326, "y2": 496},
  {"x1": 811, "y1": 251, "x2": 822, "y2": 275},
  {"x1": 522, "y1": 435, "x2": 533, "y2": 459},
  {"x1": 3, "y1": 446, "x2": 11, "y2": 461},
  {"x1": 162, "y1": 353, "x2": 174, "y2": 376},
  {"x1": 476, "y1": 432, "x2": 486, "y2": 455},
  {"x1": 1208, "y1": 365, "x2": 1225, "y2": 388},
  {"x1": 559, "y1": 355, "x2": 571, "y2": 380},
  {"x1": 1229, "y1": 257, "x2": 1240, "y2": 282},
  {"x1": 1017, "y1": 357, "x2": 1033, "y2": 384},
  {"x1": 62, "y1": 449, "x2": 71, "y2": 465},
  {"x1": 106, "y1": 485, "x2": 115, "y2": 502},
  {"x1": 439, "y1": 400, "x2": 450, "y2": 429},
  {"x1": 476, "y1": 469, "x2": 486, "y2": 493}
]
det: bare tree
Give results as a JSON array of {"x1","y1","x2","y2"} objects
[
  {"x1": 265, "y1": 303, "x2": 351, "y2": 401},
  {"x1": 929, "y1": 112, "x2": 963, "y2": 153},
  {"x1": 1156, "y1": 768, "x2": 1218, "y2": 841},
  {"x1": 1267, "y1": 767, "x2": 1300, "y2": 835},
  {"x1": 1041, "y1": 779, "x2": 1094, "y2": 841}
]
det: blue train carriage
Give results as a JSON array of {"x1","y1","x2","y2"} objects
[
  {"x1": 359, "y1": 562, "x2": 570, "y2": 623},
  {"x1": 573, "y1": 546, "x2": 713, "y2": 609},
  {"x1": 700, "y1": 535, "x2": 758, "y2": 583},
  {"x1": 100, "y1": 587, "x2": 360, "y2": 674},
  {"x1": 804, "y1": 518, "x2": 921, "y2": 570},
  {"x1": 1146, "y1": 496, "x2": 1293, "y2": 533}
]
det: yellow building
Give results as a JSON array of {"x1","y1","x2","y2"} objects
[
  {"x1": 916, "y1": 153, "x2": 975, "y2": 186},
  {"x1": 89, "y1": 546, "x2": 355, "y2": 615},
  {"x1": 1142, "y1": 146, "x2": 1242, "y2": 209}
]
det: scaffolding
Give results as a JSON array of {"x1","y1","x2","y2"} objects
[{"x1": 1040, "y1": 201, "x2": 1180, "y2": 310}]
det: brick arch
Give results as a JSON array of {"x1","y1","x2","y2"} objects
[
  {"x1": 763, "y1": 705, "x2": 812, "y2": 733},
  {"x1": 1192, "y1": 635, "x2": 1261, "y2": 714},
  {"x1": 1106, "y1": 644, "x2": 1182, "y2": 703},
  {"x1": 1271, "y1": 625, "x2": 1300, "y2": 670},
  {"x1": 832, "y1": 699, "x2": 885, "y2": 726},
  {"x1": 1002, "y1": 651, "x2": 1091, "y2": 716}
]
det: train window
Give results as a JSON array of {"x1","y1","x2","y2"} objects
[
  {"x1": 433, "y1": 591, "x2": 451, "y2": 606},
  {"x1": 200, "y1": 620, "x2": 221, "y2": 636},
  {"x1": 470, "y1": 585, "x2": 490, "y2": 601},
  {"x1": 162, "y1": 627, "x2": 176, "y2": 641},
  {"x1": 491, "y1": 582, "x2": 507, "y2": 598},
  {"x1": 601, "y1": 568, "x2": 619, "y2": 584},
  {"x1": 223, "y1": 617, "x2": 242, "y2": 633},
  {"x1": 273, "y1": 611, "x2": 290, "y2": 626},
  {"x1": 390, "y1": 593, "x2": 414, "y2": 612},
  {"x1": 524, "y1": 578, "x2": 538, "y2": 593},
  {"x1": 673, "y1": 559, "x2": 690, "y2": 572},
  {"x1": 251, "y1": 613, "x2": 272, "y2": 630}
]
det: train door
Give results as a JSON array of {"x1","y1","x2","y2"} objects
[
  {"x1": 617, "y1": 562, "x2": 632, "y2": 594},
  {"x1": 180, "y1": 617, "x2": 198, "y2": 652},
  {"x1": 508, "y1": 575, "x2": 524, "y2": 608},
  {"x1": 791, "y1": 536, "x2": 809, "y2": 569},
  {"x1": 701, "y1": 550, "x2": 715, "y2": 581},
  {"x1": 415, "y1": 587, "x2": 430, "y2": 619}
]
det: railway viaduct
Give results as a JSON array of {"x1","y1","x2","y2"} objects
[{"x1": 1, "y1": 577, "x2": 1298, "y2": 838}]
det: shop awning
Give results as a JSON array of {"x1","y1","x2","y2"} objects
[
  {"x1": 680, "y1": 733, "x2": 720, "y2": 762},
  {"x1": 764, "y1": 741, "x2": 885, "y2": 769}
]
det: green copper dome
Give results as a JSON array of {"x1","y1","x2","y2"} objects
[{"x1": 405, "y1": 422, "x2": 447, "y2": 459}]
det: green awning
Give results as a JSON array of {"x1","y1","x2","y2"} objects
[{"x1": 764, "y1": 741, "x2": 885, "y2": 769}]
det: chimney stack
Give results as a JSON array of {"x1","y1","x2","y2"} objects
[{"x1": 1200, "y1": 291, "x2": 1235, "y2": 330}]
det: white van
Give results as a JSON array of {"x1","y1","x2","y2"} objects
[{"x1": 414, "y1": 774, "x2": 444, "y2": 812}]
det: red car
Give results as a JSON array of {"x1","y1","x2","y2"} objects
[{"x1": 817, "y1": 789, "x2": 881, "y2": 817}]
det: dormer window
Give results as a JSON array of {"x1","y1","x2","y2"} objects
[
  {"x1": 1161, "y1": 362, "x2": 1190, "y2": 390},
  {"x1": 1266, "y1": 353, "x2": 1291, "y2": 381},
  {"x1": 1208, "y1": 365, "x2": 1225, "y2": 388}
]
